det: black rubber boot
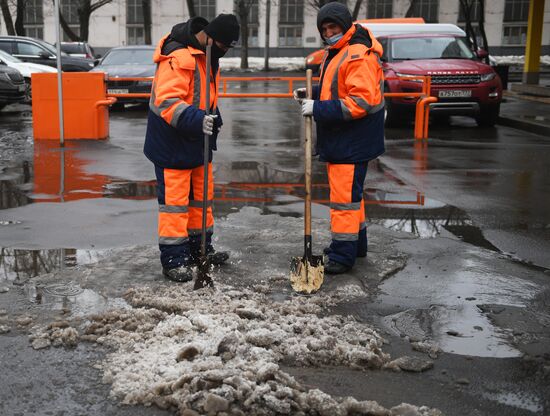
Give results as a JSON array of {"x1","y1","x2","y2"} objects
[
  {"x1": 324, "y1": 246, "x2": 366, "y2": 258},
  {"x1": 325, "y1": 260, "x2": 351, "y2": 275},
  {"x1": 191, "y1": 249, "x2": 229, "y2": 266},
  {"x1": 162, "y1": 265, "x2": 193, "y2": 282}
]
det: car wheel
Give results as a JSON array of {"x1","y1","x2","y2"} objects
[
  {"x1": 384, "y1": 99, "x2": 407, "y2": 127},
  {"x1": 110, "y1": 102, "x2": 125, "y2": 111},
  {"x1": 24, "y1": 78, "x2": 32, "y2": 103},
  {"x1": 475, "y1": 104, "x2": 500, "y2": 127}
]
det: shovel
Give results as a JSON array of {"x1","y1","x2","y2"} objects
[
  {"x1": 194, "y1": 39, "x2": 214, "y2": 290},
  {"x1": 290, "y1": 69, "x2": 324, "y2": 294}
]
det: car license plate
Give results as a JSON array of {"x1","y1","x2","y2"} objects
[
  {"x1": 107, "y1": 89, "x2": 129, "y2": 94},
  {"x1": 438, "y1": 90, "x2": 472, "y2": 98}
]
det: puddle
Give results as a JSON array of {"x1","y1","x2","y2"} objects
[
  {"x1": 24, "y1": 283, "x2": 129, "y2": 316},
  {"x1": 0, "y1": 248, "x2": 106, "y2": 282}
]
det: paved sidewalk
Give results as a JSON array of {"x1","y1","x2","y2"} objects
[{"x1": 498, "y1": 88, "x2": 550, "y2": 136}]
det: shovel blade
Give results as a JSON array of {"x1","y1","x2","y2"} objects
[
  {"x1": 194, "y1": 256, "x2": 214, "y2": 290},
  {"x1": 290, "y1": 255, "x2": 324, "y2": 294}
]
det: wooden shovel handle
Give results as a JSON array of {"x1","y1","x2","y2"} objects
[{"x1": 304, "y1": 69, "x2": 313, "y2": 256}]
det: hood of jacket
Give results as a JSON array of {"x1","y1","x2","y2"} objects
[
  {"x1": 153, "y1": 17, "x2": 208, "y2": 63},
  {"x1": 329, "y1": 24, "x2": 383, "y2": 57}
]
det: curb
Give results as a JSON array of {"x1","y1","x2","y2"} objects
[{"x1": 497, "y1": 116, "x2": 550, "y2": 136}]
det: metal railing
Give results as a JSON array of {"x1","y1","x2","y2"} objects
[{"x1": 105, "y1": 74, "x2": 436, "y2": 139}]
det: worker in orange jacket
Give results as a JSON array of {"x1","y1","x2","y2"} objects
[
  {"x1": 294, "y1": 2, "x2": 385, "y2": 274},
  {"x1": 144, "y1": 14, "x2": 240, "y2": 282}
]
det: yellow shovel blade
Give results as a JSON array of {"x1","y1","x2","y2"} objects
[{"x1": 290, "y1": 255, "x2": 324, "y2": 294}]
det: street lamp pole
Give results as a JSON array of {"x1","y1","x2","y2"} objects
[{"x1": 54, "y1": 0, "x2": 65, "y2": 147}]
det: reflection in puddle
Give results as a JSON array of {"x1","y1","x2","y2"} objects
[
  {"x1": 0, "y1": 248, "x2": 104, "y2": 282},
  {"x1": 25, "y1": 284, "x2": 128, "y2": 316},
  {"x1": 384, "y1": 304, "x2": 522, "y2": 358}
]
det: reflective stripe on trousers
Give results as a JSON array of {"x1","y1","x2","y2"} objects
[
  {"x1": 327, "y1": 162, "x2": 368, "y2": 266},
  {"x1": 154, "y1": 164, "x2": 214, "y2": 268}
]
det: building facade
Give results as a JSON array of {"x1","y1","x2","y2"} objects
[{"x1": 0, "y1": 0, "x2": 549, "y2": 56}]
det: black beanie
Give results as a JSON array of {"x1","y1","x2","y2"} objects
[
  {"x1": 317, "y1": 2, "x2": 353, "y2": 38},
  {"x1": 204, "y1": 14, "x2": 240, "y2": 47}
]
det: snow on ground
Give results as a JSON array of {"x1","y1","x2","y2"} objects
[
  {"x1": 220, "y1": 57, "x2": 306, "y2": 72},
  {"x1": 218, "y1": 55, "x2": 550, "y2": 72},
  {"x1": 491, "y1": 55, "x2": 550, "y2": 66},
  {"x1": 39, "y1": 284, "x2": 441, "y2": 415}
]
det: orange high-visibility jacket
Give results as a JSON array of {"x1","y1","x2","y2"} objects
[
  {"x1": 144, "y1": 23, "x2": 221, "y2": 169},
  {"x1": 313, "y1": 24, "x2": 385, "y2": 163}
]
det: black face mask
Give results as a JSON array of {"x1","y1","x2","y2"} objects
[{"x1": 211, "y1": 43, "x2": 228, "y2": 59}]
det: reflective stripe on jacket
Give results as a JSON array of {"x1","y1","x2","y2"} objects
[
  {"x1": 144, "y1": 33, "x2": 222, "y2": 169},
  {"x1": 313, "y1": 24, "x2": 385, "y2": 164}
]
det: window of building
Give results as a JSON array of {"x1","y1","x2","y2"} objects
[
  {"x1": 279, "y1": 26, "x2": 302, "y2": 47},
  {"x1": 502, "y1": 0, "x2": 529, "y2": 45},
  {"x1": 504, "y1": 0, "x2": 530, "y2": 21},
  {"x1": 279, "y1": 0, "x2": 303, "y2": 47},
  {"x1": 24, "y1": 0, "x2": 44, "y2": 39},
  {"x1": 367, "y1": 0, "x2": 393, "y2": 19},
  {"x1": 196, "y1": 0, "x2": 217, "y2": 21},
  {"x1": 406, "y1": 0, "x2": 438, "y2": 23},
  {"x1": 127, "y1": 0, "x2": 145, "y2": 45},
  {"x1": 60, "y1": 0, "x2": 80, "y2": 41},
  {"x1": 502, "y1": 25, "x2": 527, "y2": 46}
]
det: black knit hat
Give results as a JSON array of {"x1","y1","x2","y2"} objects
[
  {"x1": 204, "y1": 14, "x2": 240, "y2": 47},
  {"x1": 317, "y1": 2, "x2": 353, "y2": 38}
]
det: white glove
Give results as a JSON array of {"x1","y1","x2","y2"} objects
[
  {"x1": 293, "y1": 87, "x2": 306, "y2": 101},
  {"x1": 301, "y1": 99, "x2": 314, "y2": 116},
  {"x1": 202, "y1": 114, "x2": 218, "y2": 135}
]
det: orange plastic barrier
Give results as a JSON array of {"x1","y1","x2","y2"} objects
[{"x1": 32, "y1": 72, "x2": 116, "y2": 140}]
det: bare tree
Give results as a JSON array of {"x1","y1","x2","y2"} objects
[
  {"x1": 459, "y1": 0, "x2": 477, "y2": 51},
  {"x1": 235, "y1": 0, "x2": 259, "y2": 69},
  {"x1": 477, "y1": 0, "x2": 489, "y2": 60},
  {"x1": 1, "y1": 0, "x2": 26, "y2": 36},
  {"x1": 405, "y1": 0, "x2": 418, "y2": 17},
  {"x1": 142, "y1": 0, "x2": 151, "y2": 44},
  {"x1": 55, "y1": 0, "x2": 114, "y2": 42},
  {"x1": 14, "y1": 0, "x2": 25, "y2": 35},
  {"x1": 0, "y1": 0, "x2": 15, "y2": 35},
  {"x1": 186, "y1": 0, "x2": 196, "y2": 18},
  {"x1": 351, "y1": 0, "x2": 362, "y2": 20}
]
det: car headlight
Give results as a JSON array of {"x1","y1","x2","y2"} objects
[
  {"x1": 480, "y1": 72, "x2": 496, "y2": 82},
  {"x1": 395, "y1": 72, "x2": 422, "y2": 82}
]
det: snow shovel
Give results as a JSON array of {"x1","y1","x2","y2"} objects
[
  {"x1": 290, "y1": 69, "x2": 324, "y2": 294},
  {"x1": 194, "y1": 39, "x2": 214, "y2": 290}
]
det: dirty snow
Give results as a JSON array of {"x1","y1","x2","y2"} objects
[
  {"x1": 38, "y1": 283, "x2": 443, "y2": 415},
  {"x1": 220, "y1": 57, "x2": 306, "y2": 72}
]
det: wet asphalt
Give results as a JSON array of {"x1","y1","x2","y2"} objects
[{"x1": 0, "y1": 75, "x2": 549, "y2": 415}]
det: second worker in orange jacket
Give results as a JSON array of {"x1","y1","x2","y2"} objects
[{"x1": 295, "y1": 2, "x2": 385, "y2": 275}]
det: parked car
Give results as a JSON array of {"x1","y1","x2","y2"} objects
[
  {"x1": 60, "y1": 41, "x2": 97, "y2": 59},
  {"x1": 91, "y1": 45, "x2": 155, "y2": 107},
  {"x1": 0, "y1": 64, "x2": 26, "y2": 110},
  {"x1": 0, "y1": 49, "x2": 56, "y2": 101},
  {"x1": 305, "y1": 23, "x2": 502, "y2": 127},
  {"x1": 0, "y1": 36, "x2": 94, "y2": 72}
]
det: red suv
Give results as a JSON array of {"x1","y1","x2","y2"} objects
[{"x1": 306, "y1": 23, "x2": 502, "y2": 127}]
